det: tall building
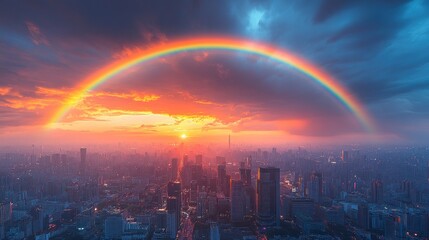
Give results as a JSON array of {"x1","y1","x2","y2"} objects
[
  {"x1": 240, "y1": 168, "x2": 251, "y2": 186},
  {"x1": 167, "y1": 181, "x2": 181, "y2": 232},
  {"x1": 171, "y1": 158, "x2": 178, "y2": 181},
  {"x1": 166, "y1": 197, "x2": 178, "y2": 239},
  {"x1": 308, "y1": 172, "x2": 322, "y2": 203},
  {"x1": 79, "y1": 148, "x2": 87, "y2": 176},
  {"x1": 230, "y1": 179, "x2": 245, "y2": 223},
  {"x1": 371, "y1": 179, "x2": 383, "y2": 204},
  {"x1": 217, "y1": 164, "x2": 226, "y2": 193},
  {"x1": 341, "y1": 150, "x2": 349, "y2": 161},
  {"x1": 256, "y1": 167, "x2": 280, "y2": 227}
]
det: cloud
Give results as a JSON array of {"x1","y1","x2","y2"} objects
[
  {"x1": 0, "y1": 0, "x2": 429, "y2": 142},
  {"x1": 25, "y1": 21, "x2": 49, "y2": 46}
]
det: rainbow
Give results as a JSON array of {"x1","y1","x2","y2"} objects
[{"x1": 49, "y1": 36, "x2": 375, "y2": 131}]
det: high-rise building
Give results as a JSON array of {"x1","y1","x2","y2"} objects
[
  {"x1": 256, "y1": 167, "x2": 280, "y2": 227},
  {"x1": 217, "y1": 164, "x2": 226, "y2": 193},
  {"x1": 308, "y1": 172, "x2": 322, "y2": 203},
  {"x1": 166, "y1": 197, "x2": 178, "y2": 239},
  {"x1": 197, "y1": 191, "x2": 207, "y2": 219},
  {"x1": 240, "y1": 168, "x2": 252, "y2": 186},
  {"x1": 371, "y1": 179, "x2": 383, "y2": 204},
  {"x1": 167, "y1": 181, "x2": 181, "y2": 231},
  {"x1": 341, "y1": 150, "x2": 349, "y2": 161},
  {"x1": 230, "y1": 179, "x2": 245, "y2": 223},
  {"x1": 171, "y1": 158, "x2": 178, "y2": 181},
  {"x1": 224, "y1": 175, "x2": 231, "y2": 197},
  {"x1": 79, "y1": 148, "x2": 87, "y2": 176}
]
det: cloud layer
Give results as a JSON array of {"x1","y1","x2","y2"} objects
[{"x1": 1, "y1": 0, "x2": 429, "y2": 143}]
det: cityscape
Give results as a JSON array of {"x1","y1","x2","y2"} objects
[
  {"x1": 1, "y1": 144, "x2": 429, "y2": 239},
  {"x1": 1, "y1": 1, "x2": 429, "y2": 240}
]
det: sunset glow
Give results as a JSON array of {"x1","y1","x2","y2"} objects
[{"x1": 48, "y1": 36, "x2": 375, "y2": 132}]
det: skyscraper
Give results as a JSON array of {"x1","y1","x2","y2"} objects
[
  {"x1": 308, "y1": 172, "x2": 322, "y2": 203},
  {"x1": 240, "y1": 168, "x2": 252, "y2": 186},
  {"x1": 341, "y1": 150, "x2": 349, "y2": 161},
  {"x1": 79, "y1": 148, "x2": 87, "y2": 176},
  {"x1": 167, "y1": 181, "x2": 181, "y2": 232},
  {"x1": 371, "y1": 179, "x2": 383, "y2": 204},
  {"x1": 171, "y1": 158, "x2": 178, "y2": 181},
  {"x1": 217, "y1": 164, "x2": 226, "y2": 193},
  {"x1": 256, "y1": 167, "x2": 280, "y2": 227},
  {"x1": 166, "y1": 197, "x2": 178, "y2": 239},
  {"x1": 230, "y1": 179, "x2": 245, "y2": 223}
]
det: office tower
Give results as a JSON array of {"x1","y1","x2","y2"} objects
[
  {"x1": 171, "y1": 158, "x2": 178, "y2": 181},
  {"x1": 207, "y1": 194, "x2": 218, "y2": 219},
  {"x1": 256, "y1": 167, "x2": 280, "y2": 226},
  {"x1": 401, "y1": 180, "x2": 412, "y2": 199},
  {"x1": 341, "y1": 150, "x2": 349, "y2": 161},
  {"x1": 195, "y1": 154, "x2": 203, "y2": 165},
  {"x1": 217, "y1": 164, "x2": 226, "y2": 193},
  {"x1": 197, "y1": 191, "x2": 207, "y2": 219},
  {"x1": 79, "y1": 148, "x2": 87, "y2": 176},
  {"x1": 167, "y1": 181, "x2": 181, "y2": 230},
  {"x1": 240, "y1": 168, "x2": 252, "y2": 186},
  {"x1": 308, "y1": 172, "x2": 322, "y2": 203},
  {"x1": 230, "y1": 179, "x2": 245, "y2": 223},
  {"x1": 155, "y1": 209, "x2": 167, "y2": 230},
  {"x1": 190, "y1": 180, "x2": 198, "y2": 204},
  {"x1": 166, "y1": 197, "x2": 178, "y2": 239},
  {"x1": 371, "y1": 179, "x2": 383, "y2": 204},
  {"x1": 104, "y1": 215, "x2": 123, "y2": 240},
  {"x1": 246, "y1": 156, "x2": 252, "y2": 168},
  {"x1": 224, "y1": 175, "x2": 231, "y2": 197},
  {"x1": 228, "y1": 134, "x2": 231, "y2": 150}
]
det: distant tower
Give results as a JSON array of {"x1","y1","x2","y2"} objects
[
  {"x1": 308, "y1": 172, "x2": 323, "y2": 203},
  {"x1": 171, "y1": 158, "x2": 178, "y2": 181},
  {"x1": 228, "y1": 134, "x2": 231, "y2": 150},
  {"x1": 371, "y1": 179, "x2": 383, "y2": 204},
  {"x1": 79, "y1": 148, "x2": 87, "y2": 176},
  {"x1": 256, "y1": 167, "x2": 280, "y2": 227},
  {"x1": 341, "y1": 150, "x2": 349, "y2": 161}
]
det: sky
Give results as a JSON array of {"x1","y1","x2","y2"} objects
[{"x1": 0, "y1": 0, "x2": 429, "y2": 145}]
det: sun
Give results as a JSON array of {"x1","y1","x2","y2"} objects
[{"x1": 180, "y1": 133, "x2": 187, "y2": 139}]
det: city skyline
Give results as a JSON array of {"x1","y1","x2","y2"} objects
[{"x1": 1, "y1": 1, "x2": 429, "y2": 145}]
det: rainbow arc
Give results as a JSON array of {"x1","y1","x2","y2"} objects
[{"x1": 49, "y1": 36, "x2": 375, "y2": 132}]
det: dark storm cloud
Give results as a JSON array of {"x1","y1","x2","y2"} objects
[{"x1": 0, "y1": 0, "x2": 429, "y2": 140}]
